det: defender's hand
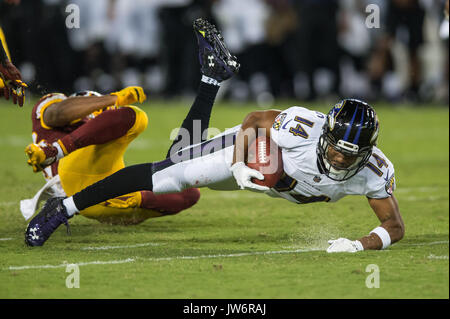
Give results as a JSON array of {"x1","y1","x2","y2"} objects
[
  {"x1": 0, "y1": 60, "x2": 27, "y2": 107},
  {"x1": 327, "y1": 238, "x2": 364, "y2": 253},
  {"x1": 110, "y1": 86, "x2": 146, "y2": 107},
  {"x1": 230, "y1": 162, "x2": 269, "y2": 192}
]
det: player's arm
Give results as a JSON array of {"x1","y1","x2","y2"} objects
[
  {"x1": 358, "y1": 195, "x2": 405, "y2": 250},
  {"x1": 43, "y1": 86, "x2": 146, "y2": 127},
  {"x1": 43, "y1": 95, "x2": 118, "y2": 127},
  {"x1": 0, "y1": 45, "x2": 27, "y2": 107},
  {"x1": 230, "y1": 110, "x2": 281, "y2": 191},
  {"x1": 232, "y1": 110, "x2": 281, "y2": 164},
  {"x1": 327, "y1": 195, "x2": 404, "y2": 253}
]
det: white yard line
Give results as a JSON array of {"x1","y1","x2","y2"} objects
[
  {"x1": 0, "y1": 135, "x2": 29, "y2": 147},
  {"x1": 150, "y1": 248, "x2": 322, "y2": 262},
  {"x1": 0, "y1": 201, "x2": 17, "y2": 207},
  {"x1": 5, "y1": 248, "x2": 320, "y2": 271},
  {"x1": 403, "y1": 196, "x2": 448, "y2": 202},
  {"x1": 397, "y1": 240, "x2": 449, "y2": 247},
  {"x1": 0, "y1": 238, "x2": 13, "y2": 241},
  {"x1": 3, "y1": 241, "x2": 448, "y2": 271},
  {"x1": 427, "y1": 254, "x2": 449, "y2": 260},
  {"x1": 81, "y1": 242, "x2": 162, "y2": 250},
  {"x1": 7, "y1": 258, "x2": 137, "y2": 270},
  {"x1": 395, "y1": 186, "x2": 448, "y2": 194}
]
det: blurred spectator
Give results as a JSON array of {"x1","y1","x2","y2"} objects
[
  {"x1": 264, "y1": 0, "x2": 298, "y2": 99},
  {"x1": 107, "y1": 0, "x2": 164, "y2": 93},
  {"x1": 291, "y1": 0, "x2": 341, "y2": 101},
  {"x1": 437, "y1": 0, "x2": 449, "y2": 103},
  {"x1": 368, "y1": 0, "x2": 426, "y2": 102},
  {"x1": 337, "y1": 0, "x2": 373, "y2": 99},
  {"x1": 212, "y1": 0, "x2": 272, "y2": 103},
  {"x1": 0, "y1": 0, "x2": 447, "y2": 104},
  {"x1": 2, "y1": 0, "x2": 76, "y2": 94},
  {"x1": 159, "y1": 0, "x2": 214, "y2": 98},
  {"x1": 67, "y1": 0, "x2": 114, "y2": 93}
]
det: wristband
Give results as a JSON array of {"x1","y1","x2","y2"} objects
[{"x1": 370, "y1": 226, "x2": 391, "y2": 249}]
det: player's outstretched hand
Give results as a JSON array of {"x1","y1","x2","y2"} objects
[
  {"x1": 111, "y1": 86, "x2": 146, "y2": 107},
  {"x1": 0, "y1": 60, "x2": 27, "y2": 107},
  {"x1": 327, "y1": 238, "x2": 364, "y2": 253},
  {"x1": 230, "y1": 162, "x2": 270, "y2": 192}
]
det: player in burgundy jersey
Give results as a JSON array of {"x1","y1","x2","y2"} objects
[
  {"x1": 23, "y1": 87, "x2": 202, "y2": 225},
  {"x1": 23, "y1": 18, "x2": 239, "y2": 232}
]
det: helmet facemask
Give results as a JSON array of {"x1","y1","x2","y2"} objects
[{"x1": 318, "y1": 133, "x2": 372, "y2": 181}]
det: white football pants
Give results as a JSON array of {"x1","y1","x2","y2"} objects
[{"x1": 151, "y1": 126, "x2": 241, "y2": 194}]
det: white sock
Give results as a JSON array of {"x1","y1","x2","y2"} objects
[
  {"x1": 63, "y1": 197, "x2": 79, "y2": 216},
  {"x1": 201, "y1": 75, "x2": 221, "y2": 87},
  {"x1": 52, "y1": 141, "x2": 65, "y2": 159}
]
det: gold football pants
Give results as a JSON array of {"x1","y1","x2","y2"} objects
[{"x1": 58, "y1": 106, "x2": 163, "y2": 225}]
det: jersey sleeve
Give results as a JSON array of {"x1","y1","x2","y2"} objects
[
  {"x1": 270, "y1": 106, "x2": 326, "y2": 149},
  {"x1": 363, "y1": 148, "x2": 396, "y2": 199}
]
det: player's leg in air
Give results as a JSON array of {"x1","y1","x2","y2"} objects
[{"x1": 25, "y1": 18, "x2": 240, "y2": 244}]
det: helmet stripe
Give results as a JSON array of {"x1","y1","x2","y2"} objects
[
  {"x1": 352, "y1": 108, "x2": 365, "y2": 144},
  {"x1": 343, "y1": 107, "x2": 358, "y2": 141}
]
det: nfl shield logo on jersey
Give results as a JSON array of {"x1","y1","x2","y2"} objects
[
  {"x1": 313, "y1": 175, "x2": 322, "y2": 183},
  {"x1": 385, "y1": 173, "x2": 395, "y2": 195},
  {"x1": 272, "y1": 113, "x2": 287, "y2": 131}
]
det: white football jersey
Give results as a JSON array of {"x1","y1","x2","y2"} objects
[{"x1": 268, "y1": 106, "x2": 396, "y2": 204}]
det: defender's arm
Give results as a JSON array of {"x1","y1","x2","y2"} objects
[
  {"x1": 43, "y1": 86, "x2": 146, "y2": 127},
  {"x1": 43, "y1": 95, "x2": 117, "y2": 127},
  {"x1": 0, "y1": 46, "x2": 27, "y2": 107}
]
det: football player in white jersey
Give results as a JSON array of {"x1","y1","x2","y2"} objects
[
  {"x1": 25, "y1": 95, "x2": 404, "y2": 252},
  {"x1": 231, "y1": 100, "x2": 403, "y2": 253}
]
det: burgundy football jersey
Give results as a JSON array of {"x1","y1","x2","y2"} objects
[{"x1": 31, "y1": 93, "x2": 87, "y2": 179}]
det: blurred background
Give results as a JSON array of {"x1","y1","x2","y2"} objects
[{"x1": 1, "y1": 0, "x2": 448, "y2": 105}]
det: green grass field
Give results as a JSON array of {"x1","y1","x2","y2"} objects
[{"x1": 0, "y1": 99, "x2": 448, "y2": 299}]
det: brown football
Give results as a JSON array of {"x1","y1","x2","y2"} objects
[{"x1": 246, "y1": 136, "x2": 284, "y2": 188}]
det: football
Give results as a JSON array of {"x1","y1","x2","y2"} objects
[{"x1": 246, "y1": 136, "x2": 284, "y2": 188}]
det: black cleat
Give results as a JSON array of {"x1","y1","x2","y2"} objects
[
  {"x1": 25, "y1": 197, "x2": 72, "y2": 246},
  {"x1": 193, "y1": 18, "x2": 240, "y2": 82}
]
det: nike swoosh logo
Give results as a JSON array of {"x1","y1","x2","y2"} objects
[{"x1": 282, "y1": 119, "x2": 292, "y2": 130}]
